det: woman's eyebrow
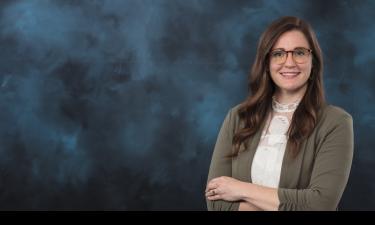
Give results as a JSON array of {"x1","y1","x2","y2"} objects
[{"x1": 271, "y1": 46, "x2": 309, "y2": 51}]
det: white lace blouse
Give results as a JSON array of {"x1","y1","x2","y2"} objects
[{"x1": 251, "y1": 97, "x2": 300, "y2": 188}]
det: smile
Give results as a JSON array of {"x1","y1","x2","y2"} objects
[{"x1": 280, "y1": 72, "x2": 301, "y2": 79}]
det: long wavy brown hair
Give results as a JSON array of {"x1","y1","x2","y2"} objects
[{"x1": 232, "y1": 16, "x2": 325, "y2": 158}]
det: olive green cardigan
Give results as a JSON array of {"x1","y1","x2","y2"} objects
[{"x1": 206, "y1": 103, "x2": 354, "y2": 211}]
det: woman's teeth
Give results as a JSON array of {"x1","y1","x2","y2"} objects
[{"x1": 280, "y1": 72, "x2": 300, "y2": 78}]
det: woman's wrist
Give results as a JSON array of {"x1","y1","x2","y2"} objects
[{"x1": 239, "y1": 181, "x2": 255, "y2": 202}]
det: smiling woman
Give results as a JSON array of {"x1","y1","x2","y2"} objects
[
  {"x1": 269, "y1": 31, "x2": 313, "y2": 99},
  {"x1": 205, "y1": 16, "x2": 354, "y2": 211}
]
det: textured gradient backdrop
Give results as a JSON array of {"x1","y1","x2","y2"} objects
[{"x1": 0, "y1": 0, "x2": 374, "y2": 210}]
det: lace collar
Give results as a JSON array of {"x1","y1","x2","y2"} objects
[{"x1": 272, "y1": 96, "x2": 300, "y2": 113}]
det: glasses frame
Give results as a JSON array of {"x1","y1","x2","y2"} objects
[{"x1": 269, "y1": 47, "x2": 313, "y2": 65}]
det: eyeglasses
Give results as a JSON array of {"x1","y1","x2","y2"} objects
[{"x1": 269, "y1": 47, "x2": 312, "y2": 65}]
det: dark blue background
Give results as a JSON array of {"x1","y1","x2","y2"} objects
[{"x1": 0, "y1": 0, "x2": 374, "y2": 210}]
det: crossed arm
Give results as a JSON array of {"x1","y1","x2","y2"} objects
[{"x1": 205, "y1": 176, "x2": 279, "y2": 211}]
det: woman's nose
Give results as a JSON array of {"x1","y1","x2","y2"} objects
[{"x1": 284, "y1": 52, "x2": 297, "y2": 67}]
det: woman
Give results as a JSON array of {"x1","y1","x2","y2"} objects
[{"x1": 205, "y1": 16, "x2": 354, "y2": 211}]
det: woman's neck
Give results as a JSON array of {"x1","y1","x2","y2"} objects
[{"x1": 274, "y1": 87, "x2": 306, "y2": 104}]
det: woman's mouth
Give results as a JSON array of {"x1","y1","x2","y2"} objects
[{"x1": 280, "y1": 72, "x2": 301, "y2": 79}]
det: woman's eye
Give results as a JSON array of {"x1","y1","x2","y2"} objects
[
  {"x1": 272, "y1": 52, "x2": 284, "y2": 57},
  {"x1": 295, "y1": 50, "x2": 306, "y2": 56}
]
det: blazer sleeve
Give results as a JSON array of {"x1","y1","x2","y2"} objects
[
  {"x1": 206, "y1": 108, "x2": 240, "y2": 211},
  {"x1": 278, "y1": 113, "x2": 354, "y2": 210}
]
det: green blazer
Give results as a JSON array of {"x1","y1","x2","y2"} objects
[{"x1": 207, "y1": 103, "x2": 354, "y2": 211}]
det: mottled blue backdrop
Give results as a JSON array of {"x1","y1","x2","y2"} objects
[{"x1": 0, "y1": 0, "x2": 374, "y2": 210}]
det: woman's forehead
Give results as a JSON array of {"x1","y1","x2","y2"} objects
[{"x1": 273, "y1": 30, "x2": 310, "y2": 50}]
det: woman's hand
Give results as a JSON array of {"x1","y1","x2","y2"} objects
[{"x1": 205, "y1": 176, "x2": 248, "y2": 202}]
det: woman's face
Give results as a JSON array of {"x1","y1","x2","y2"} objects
[{"x1": 269, "y1": 30, "x2": 312, "y2": 96}]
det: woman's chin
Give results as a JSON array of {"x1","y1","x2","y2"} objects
[{"x1": 277, "y1": 83, "x2": 308, "y2": 94}]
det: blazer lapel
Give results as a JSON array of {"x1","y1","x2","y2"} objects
[{"x1": 235, "y1": 120, "x2": 266, "y2": 183}]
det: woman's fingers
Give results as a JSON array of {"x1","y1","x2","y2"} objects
[
  {"x1": 206, "y1": 179, "x2": 220, "y2": 192},
  {"x1": 207, "y1": 193, "x2": 222, "y2": 201},
  {"x1": 205, "y1": 189, "x2": 217, "y2": 197}
]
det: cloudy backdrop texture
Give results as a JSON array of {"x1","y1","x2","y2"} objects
[{"x1": 0, "y1": 0, "x2": 374, "y2": 210}]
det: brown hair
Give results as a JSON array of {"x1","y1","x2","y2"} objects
[{"x1": 232, "y1": 16, "x2": 325, "y2": 158}]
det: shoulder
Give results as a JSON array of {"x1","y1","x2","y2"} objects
[
  {"x1": 226, "y1": 103, "x2": 243, "y2": 122},
  {"x1": 221, "y1": 103, "x2": 243, "y2": 132},
  {"x1": 228, "y1": 103, "x2": 243, "y2": 115},
  {"x1": 316, "y1": 104, "x2": 353, "y2": 133},
  {"x1": 319, "y1": 104, "x2": 352, "y2": 123}
]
